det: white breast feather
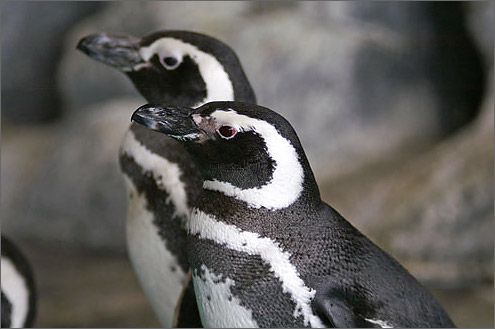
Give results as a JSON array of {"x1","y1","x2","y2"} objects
[{"x1": 123, "y1": 175, "x2": 187, "y2": 327}]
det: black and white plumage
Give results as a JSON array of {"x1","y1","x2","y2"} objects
[
  {"x1": 1, "y1": 236, "x2": 36, "y2": 328},
  {"x1": 132, "y1": 101, "x2": 456, "y2": 328},
  {"x1": 77, "y1": 31, "x2": 256, "y2": 327}
]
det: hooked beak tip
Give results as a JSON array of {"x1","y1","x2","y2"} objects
[
  {"x1": 131, "y1": 104, "x2": 157, "y2": 125},
  {"x1": 76, "y1": 36, "x2": 92, "y2": 53}
]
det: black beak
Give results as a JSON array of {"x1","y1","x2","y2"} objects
[
  {"x1": 132, "y1": 104, "x2": 200, "y2": 140},
  {"x1": 76, "y1": 32, "x2": 144, "y2": 70}
]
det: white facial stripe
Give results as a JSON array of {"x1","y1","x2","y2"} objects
[
  {"x1": 139, "y1": 38, "x2": 235, "y2": 106},
  {"x1": 124, "y1": 62, "x2": 151, "y2": 72},
  {"x1": 169, "y1": 132, "x2": 201, "y2": 141},
  {"x1": 188, "y1": 209, "x2": 325, "y2": 328},
  {"x1": 192, "y1": 264, "x2": 259, "y2": 328},
  {"x1": 120, "y1": 129, "x2": 189, "y2": 219},
  {"x1": 364, "y1": 318, "x2": 394, "y2": 328},
  {"x1": 1, "y1": 257, "x2": 30, "y2": 328},
  {"x1": 123, "y1": 175, "x2": 186, "y2": 327},
  {"x1": 203, "y1": 109, "x2": 304, "y2": 210}
]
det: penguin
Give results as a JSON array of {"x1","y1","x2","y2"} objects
[
  {"x1": 1, "y1": 236, "x2": 37, "y2": 328},
  {"x1": 131, "y1": 101, "x2": 456, "y2": 328},
  {"x1": 77, "y1": 31, "x2": 256, "y2": 327}
]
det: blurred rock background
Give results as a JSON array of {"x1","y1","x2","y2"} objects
[{"x1": 1, "y1": 1, "x2": 493, "y2": 327}]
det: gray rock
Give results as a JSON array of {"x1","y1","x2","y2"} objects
[{"x1": 1, "y1": 1, "x2": 103, "y2": 123}]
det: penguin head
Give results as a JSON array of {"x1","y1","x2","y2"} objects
[
  {"x1": 132, "y1": 101, "x2": 320, "y2": 210},
  {"x1": 77, "y1": 31, "x2": 256, "y2": 107}
]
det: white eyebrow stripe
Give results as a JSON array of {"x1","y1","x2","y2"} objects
[{"x1": 202, "y1": 109, "x2": 304, "y2": 210}]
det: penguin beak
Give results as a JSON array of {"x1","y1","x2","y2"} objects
[
  {"x1": 132, "y1": 104, "x2": 201, "y2": 140},
  {"x1": 76, "y1": 32, "x2": 145, "y2": 71}
]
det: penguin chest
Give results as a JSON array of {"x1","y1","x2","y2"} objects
[
  {"x1": 124, "y1": 175, "x2": 187, "y2": 327},
  {"x1": 187, "y1": 210, "x2": 326, "y2": 328},
  {"x1": 192, "y1": 264, "x2": 259, "y2": 328}
]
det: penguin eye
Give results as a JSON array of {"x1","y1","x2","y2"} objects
[
  {"x1": 217, "y1": 125, "x2": 237, "y2": 139},
  {"x1": 161, "y1": 56, "x2": 180, "y2": 70}
]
